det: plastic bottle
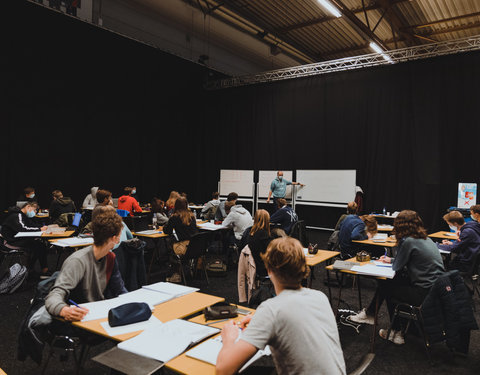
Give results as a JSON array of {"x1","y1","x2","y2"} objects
[
  {"x1": 383, "y1": 207, "x2": 386, "y2": 216},
  {"x1": 193, "y1": 210, "x2": 197, "y2": 219}
]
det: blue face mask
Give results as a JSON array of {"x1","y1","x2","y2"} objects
[
  {"x1": 278, "y1": 176, "x2": 283, "y2": 181},
  {"x1": 26, "y1": 210, "x2": 36, "y2": 218},
  {"x1": 29, "y1": 194, "x2": 35, "y2": 199},
  {"x1": 132, "y1": 190, "x2": 136, "y2": 195}
]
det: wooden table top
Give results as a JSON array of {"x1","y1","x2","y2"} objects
[
  {"x1": 48, "y1": 238, "x2": 92, "y2": 249},
  {"x1": 352, "y1": 238, "x2": 397, "y2": 248},
  {"x1": 42, "y1": 230, "x2": 75, "y2": 238},
  {"x1": 132, "y1": 229, "x2": 169, "y2": 239},
  {"x1": 428, "y1": 231, "x2": 458, "y2": 240},
  {"x1": 72, "y1": 292, "x2": 224, "y2": 342},
  {"x1": 305, "y1": 250, "x2": 339, "y2": 267},
  {"x1": 166, "y1": 306, "x2": 255, "y2": 375}
]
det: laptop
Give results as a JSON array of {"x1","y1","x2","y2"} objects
[{"x1": 72, "y1": 213, "x2": 82, "y2": 228}]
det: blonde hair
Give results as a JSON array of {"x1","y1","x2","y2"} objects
[
  {"x1": 250, "y1": 209, "x2": 270, "y2": 237},
  {"x1": 360, "y1": 215, "x2": 378, "y2": 235},
  {"x1": 261, "y1": 237, "x2": 309, "y2": 288},
  {"x1": 166, "y1": 191, "x2": 180, "y2": 209}
]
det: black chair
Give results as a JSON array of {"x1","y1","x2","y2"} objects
[
  {"x1": 0, "y1": 235, "x2": 26, "y2": 278},
  {"x1": 173, "y1": 232, "x2": 211, "y2": 285},
  {"x1": 459, "y1": 251, "x2": 480, "y2": 298},
  {"x1": 290, "y1": 220, "x2": 307, "y2": 247}
]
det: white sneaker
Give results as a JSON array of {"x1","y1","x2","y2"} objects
[
  {"x1": 348, "y1": 308, "x2": 375, "y2": 325},
  {"x1": 379, "y1": 329, "x2": 405, "y2": 345}
]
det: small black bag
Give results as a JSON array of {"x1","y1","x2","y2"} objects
[
  {"x1": 108, "y1": 302, "x2": 152, "y2": 327},
  {"x1": 204, "y1": 302, "x2": 237, "y2": 321}
]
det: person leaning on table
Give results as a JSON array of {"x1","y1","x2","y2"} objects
[
  {"x1": 266, "y1": 171, "x2": 304, "y2": 209},
  {"x1": 45, "y1": 207, "x2": 127, "y2": 321},
  {"x1": 348, "y1": 210, "x2": 445, "y2": 345},
  {"x1": 216, "y1": 237, "x2": 346, "y2": 375}
]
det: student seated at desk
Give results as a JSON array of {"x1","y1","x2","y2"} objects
[
  {"x1": 163, "y1": 197, "x2": 198, "y2": 282},
  {"x1": 1, "y1": 202, "x2": 49, "y2": 278},
  {"x1": 334, "y1": 201, "x2": 358, "y2": 231},
  {"x1": 45, "y1": 208, "x2": 127, "y2": 321},
  {"x1": 82, "y1": 186, "x2": 99, "y2": 208},
  {"x1": 437, "y1": 208, "x2": 480, "y2": 272},
  {"x1": 49, "y1": 190, "x2": 76, "y2": 224},
  {"x1": 246, "y1": 209, "x2": 273, "y2": 278},
  {"x1": 349, "y1": 210, "x2": 445, "y2": 345},
  {"x1": 338, "y1": 214, "x2": 377, "y2": 259},
  {"x1": 17, "y1": 186, "x2": 38, "y2": 204},
  {"x1": 166, "y1": 191, "x2": 180, "y2": 217},
  {"x1": 95, "y1": 189, "x2": 113, "y2": 206},
  {"x1": 201, "y1": 191, "x2": 220, "y2": 220},
  {"x1": 216, "y1": 237, "x2": 346, "y2": 375},
  {"x1": 269, "y1": 198, "x2": 298, "y2": 234},
  {"x1": 151, "y1": 197, "x2": 169, "y2": 226},
  {"x1": 118, "y1": 187, "x2": 142, "y2": 216},
  {"x1": 215, "y1": 192, "x2": 238, "y2": 221},
  {"x1": 222, "y1": 201, "x2": 253, "y2": 246}
]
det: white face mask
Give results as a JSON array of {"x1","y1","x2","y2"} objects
[
  {"x1": 449, "y1": 225, "x2": 457, "y2": 232},
  {"x1": 278, "y1": 176, "x2": 283, "y2": 181}
]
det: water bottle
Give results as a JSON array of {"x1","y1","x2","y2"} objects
[
  {"x1": 193, "y1": 210, "x2": 197, "y2": 219},
  {"x1": 383, "y1": 207, "x2": 386, "y2": 216},
  {"x1": 152, "y1": 215, "x2": 157, "y2": 229}
]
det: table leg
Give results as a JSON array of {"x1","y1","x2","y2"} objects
[
  {"x1": 335, "y1": 273, "x2": 345, "y2": 316},
  {"x1": 308, "y1": 266, "x2": 313, "y2": 288},
  {"x1": 370, "y1": 288, "x2": 380, "y2": 353},
  {"x1": 357, "y1": 275, "x2": 362, "y2": 310},
  {"x1": 326, "y1": 268, "x2": 332, "y2": 303},
  {"x1": 147, "y1": 238, "x2": 160, "y2": 281}
]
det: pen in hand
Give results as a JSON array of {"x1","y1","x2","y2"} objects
[{"x1": 68, "y1": 299, "x2": 87, "y2": 310}]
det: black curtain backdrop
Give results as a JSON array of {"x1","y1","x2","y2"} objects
[{"x1": 3, "y1": 1, "x2": 480, "y2": 231}]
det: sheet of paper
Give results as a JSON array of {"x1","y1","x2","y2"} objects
[
  {"x1": 142, "y1": 282, "x2": 199, "y2": 297},
  {"x1": 135, "y1": 230, "x2": 160, "y2": 235},
  {"x1": 351, "y1": 264, "x2": 395, "y2": 278},
  {"x1": 372, "y1": 261, "x2": 392, "y2": 267},
  {"x1": 117, "y1": 319, "x2": 219, "y2": 363},
  {"x1": 15, "y1": 231, "x2": 44, "y2": 238},
  {"x1": 79, "y1": 297, "x2": 144, "y2": 322},
  {"x1": 378, "y1": 224, "x2": 393, "y2": 230},
  {"x1": 197, "y1": 222, "x2": 224, "y2": 231},
  {"x1": 443, "y1": 232, "x2": 457, "y2": 237},
  {"x1": 118, "y1": 288, "x2": 172, "y2": 307},
  {"x1": 100, "y1": 316, "x2": 163, "y2": 337},
  {"x1": 372, "y1": 233, "x2": 388, "y2": 241},
  {"x1": 54, "y1": 237, "x2": 94, "y2": 247}
]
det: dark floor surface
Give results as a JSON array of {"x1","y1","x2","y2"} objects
[{"x1": 1, "y1": 230, "x2": 479, "y2": 374}]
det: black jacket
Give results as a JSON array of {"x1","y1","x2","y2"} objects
[
  {"x1": 49, "y1": 197, "x2": 76, "y2": 224},
  {"x1": 421, "y1": 270, "x2": 478, "y2": 353},
  {"x1": 163, "y1": 214, "x2": 198, "y2": 242},
  {"x1": 113, "y1": 239, "x2": 147, "y2": 292},
  {"x1": 1, "y1": 207, "x2": 42, "y2": 243},
  {"x1": 247, "y1": 229, "x2": 272, "y2": 277}
]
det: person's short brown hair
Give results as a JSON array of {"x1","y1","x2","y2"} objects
[
  {"x1": 24, "y1": 187, "x2": 35, "y2": 195},
  {"x1": 91, "y1": 206, "x2": 123, "y2": 246},
  {"x1": 52, "y1": 190, "x2": 63, "y2": 199},
  {"x1": 393, "y1": 210, "x2": 427, "y2": 244},
  {"x1": 443, "y1": 211, "x2": 465, "y2": 226},
  {"x1": 22, "y1": 201, "x2": 38, "y2": 210},
  {"x1": 276, "y1": 198, "x2": 287, "y2": 208},
  {"x1": 347, "y1": 201, "x2": 358, "y2": 215},
  {"x1": 225, "y1": 200, "x2": 236, "y2": 213},
  {"x1": 360, "y1": 215, "x2": 377, "y2": 235},
  {"x1": 96, "y1": 189, "x2": 112, "y2": 205},
  {"x1": 470, "y1": 205, "x2": 480, "y2": 215},
  {"x1": 212, "y1": 192, "x2": 220, "y2": 199},
  {"x1": 261, "y1": 237, "x2": 309, "y2": 288},
  {"x1": 226, "y1": 192, "x2": 238, "y2": 202}
]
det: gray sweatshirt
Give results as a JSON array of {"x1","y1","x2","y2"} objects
[
  {"x1": 45, "y1": 246, "x2": 111, "y2": 316},
  {"x1": 222, "y1": 205, "x2": 253, "y2": 240}
]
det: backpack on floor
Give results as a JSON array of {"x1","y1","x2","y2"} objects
[
  {"x1": 0, "y1": 263, "x2": 28, "y2": 294},
  {"x1": 205, "y1": 258, "x2": 227, "y2": 276}
]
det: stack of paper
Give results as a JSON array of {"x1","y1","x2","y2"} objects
[
  {"x1": 197, "y1": 222, "x2": 224, "y2": 231},
  {"x1": 135, "y1": 230, "x2": 160, "y2": 235},
  {"x1": 14, "y1": 231, "x2": 44, "y2": 238},
  {"x1": 372, "y1": 233, "x2": 388, "y2": 242},
  {"x1": 117, "y1": 319, "x2": 219, "y2": 363},
  {"x1": 118, "y1": 288, "x2": 173, "y2": 307},
  {"x1": 350, "y1": 264, "x2": 395, "y2": 279},
  {"x1": 142, "y1": 282, "x2": 199, "y2": 297},
  {"x1": 79, "y1": 298, "x2": 132, "y2": 322},
  {"x1": 54, "y1": 237, "x2": 94, "y2": 247}
]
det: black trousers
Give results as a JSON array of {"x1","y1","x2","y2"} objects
[
  {"x1": 366, "y1": 274, "x2": 430, "y2": 330},
  {"x1": 10, "y1": 238, "x2": 48, "y2": 270}
]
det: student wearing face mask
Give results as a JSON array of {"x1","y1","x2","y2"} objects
[
  {"x1": 17, "y1": 186, "x2": 37, "y2": 203},
  {"x1": 437, "y1": 208, "x2": 480, "y2": 272},
  {"x1": 1, "y1": 202, "x2": 49, "y2": 277},
  {"x1": 266, "y1": 171, "x2": 304, "y2": 211},
  {"x1": 118, "y1": 186, "x2": 142, "y2": 216}
]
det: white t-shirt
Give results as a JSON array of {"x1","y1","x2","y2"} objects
[{"x1": 241, "y1": 288, "x2": 346, "y2": 375}]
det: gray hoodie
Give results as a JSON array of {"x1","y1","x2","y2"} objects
[
  {"x1": 222, "y1": 205, "x2": 253, "y2": 240},
  {"x1": 82, "y1": 186, "x2": 99, "y2": 208}
]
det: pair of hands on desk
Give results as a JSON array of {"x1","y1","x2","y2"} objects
[
  {"x1": 60, "y1": 305, "x2": 89, "y2": 321},
  {"x1": 221, "y1": 315, "x2": 251, "y2": 344},
  {"x1": 378, "y1": 255, "x2": 392, "y2": 264}
]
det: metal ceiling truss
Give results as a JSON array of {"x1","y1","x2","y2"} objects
[{"x1": 205, "y1": 34, "x2": 480, "y2": 89}]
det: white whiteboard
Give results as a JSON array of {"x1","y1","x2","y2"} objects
[
  {"x1": 219, "y1": 170, "x2": 254, "y2": 197},
  {"x1": 295, "y1": 170, "x2": 356, "y2": 204},
  {"x1": 258, "y1": 171, "x2": 293, "y2": 199}
]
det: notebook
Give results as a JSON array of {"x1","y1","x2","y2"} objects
[{"x1": 72, "y1": 213, "x2": 82, "y2": 227}]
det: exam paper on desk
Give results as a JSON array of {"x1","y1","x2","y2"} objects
[
  {"x1": 142, "y1": 282, "x2": 199, "y2": 297},
  {"x1": 100, "y1": 315, "x2": 163, "y2": 336}
]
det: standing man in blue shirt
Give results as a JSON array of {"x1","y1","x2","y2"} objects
[{"x1": 267, "y1": 171, "x2": 304, "y2": 210}]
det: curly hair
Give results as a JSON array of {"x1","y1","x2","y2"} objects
[
  {"x1": 393, "y1": 210, "x2": 427, "y2": 245},
  {"x1": 360, "y1": 214, "x2": 377, "y2": 235},
  {"x1": 261, "y1": 237, "x2": 309, "y2": 288},
  {"x1": 91, "y1": 206, "x2": 123, "y2": 246}
]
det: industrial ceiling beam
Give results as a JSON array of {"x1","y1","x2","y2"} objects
[
  {"x1": 404, "y1": 11, "x2": 480, "y2": 30},
  {"x1": 375, "y1": 0, "x2": 417, "y2": 47}
]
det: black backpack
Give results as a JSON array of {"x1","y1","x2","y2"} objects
[{"x1": 327, "y1": 230, "x2": 341, "y2": 251}]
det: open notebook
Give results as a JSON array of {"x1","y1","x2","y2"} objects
[{"x1": 117, "y1": 319, "x2": 219, "y2": 363}]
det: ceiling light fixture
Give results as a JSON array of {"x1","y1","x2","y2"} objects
[
  {"x1": 317, "y1": 0, "x2": 342, "y2": 18},
  {"x1": 369, "y1": 42, "x2": 393, "y2": 62}
]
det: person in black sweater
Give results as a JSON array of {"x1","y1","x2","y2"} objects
[
  {"x1": 49, "y1": 190, "x2": 76, "y2": 224},
  {"x1": 247, "y1": 209, "x2": 273, "y2": 277},
  {"x1": 163, "y1": 197, "x2": 198, "y2": 282},
  {"x1": 17, "y1": 186, "x2": 37, "y2": 204},
  {"x1": 1, "y1": 202, "x2": 49, "y2": 277},
  {"x1": 270, "y1": 198, "x2": 298, "y2": 234}
]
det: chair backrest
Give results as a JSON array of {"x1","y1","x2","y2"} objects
[
  {"x1": 117, "y1": 209, "x2": 130, "y2": 218},
  {"x1": 183, "y1": 232, "x2": 211, "y2": 260},
  {"x1": 465, "y1": 250, "x2": 480, "y2": 277},
  {"x1": 290, "y1": 220, "x2": 308, "y2": 247}
]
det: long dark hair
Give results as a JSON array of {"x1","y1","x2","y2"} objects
[
  {"x1": 173, "y1": 197, "x2": 194, "y2": 225},
  {"x1": 151, "y1": 198, "x2": 166, "y2": 215},
  {"x1": 393, "y1": 210, "x2": 427, "y2": 245}
]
